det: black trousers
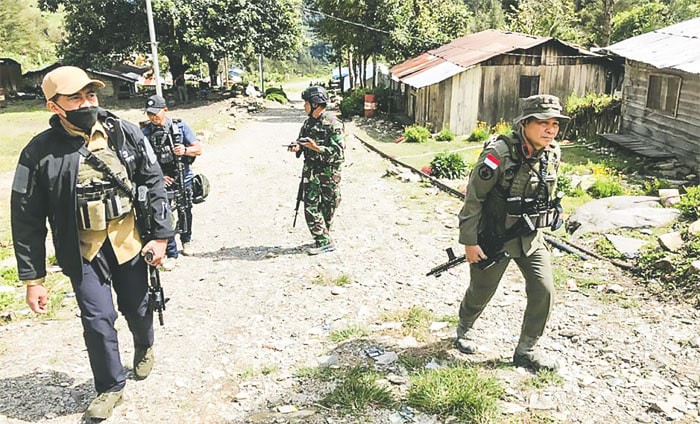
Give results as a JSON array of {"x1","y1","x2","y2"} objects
[{"x1": 70, "y1": 240, "x2": 153, "y2": 394}]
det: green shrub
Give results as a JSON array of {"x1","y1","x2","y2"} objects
[
  {"x1": 339, "y1": 88, "x2": 370, "y2": 118},
  {"x1": 403, "y1": 124, "x2": 431, "y2": 143},
  {"x1": 435, "y1": 128, "x2": 455, "y2": 142},
  {"x1": 430, "y1": 152, "x2": 468, "y2": 179},
  {"x1": 265, "y1": 92, "x2": 288, "y2": 104},
  {"x1": 642, "y1": 177, "x2": 672, "y2": 195},
  {"x1": 587, "y1": 176, "x2": 623, "y2": 198},
  {"x1": 467, "y1": 121, "x2": 490, "y2": 142},
  {"x1": 322, "y1": 367, "x2": 394, "y2": 413},
  {"x1": 677, "y1": 186, "x2": 700, "y2": 220}
]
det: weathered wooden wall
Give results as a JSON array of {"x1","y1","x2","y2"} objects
[
  {"x1": 0, "y1": 59, "x2": 22, "y2": 94},
  {"x1": 621, "y1": 59, "x2": 700, "y2": 169}
]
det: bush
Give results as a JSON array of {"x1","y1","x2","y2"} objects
[
  {"x1": 677, "y1": 186, "x2": 700, "y2": 220},
  {"x1": 265, "y1": 92, "x2": 288, "y2": 104},
  {"x1": 403, "y1": 125, "x2": 431, "y2": 143},
  {"x1": 587, "y1": 176, "x2": 623, "y2": 198},
  {"x1": 467, "y1": 121, "x2": 490, "y2": 142},
  {"x1": 339, "y1": 88, "x2": 370, "y2": 118},
  {"x1": 643, "y1": 177, "x2": 672, "y2": 195},
  {"x1": 491, "y1": 118, "x2": 512, "y2": 136},
  {"x1": 430, "y1": 152, "x2": 468, "y2": 179},
  {"x1": 435, "y1": 128, "x2": 455, "y2": 142}
]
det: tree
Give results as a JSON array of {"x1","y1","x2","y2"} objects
[
  {"x1": 507, "y1": 0, "x2": 585, "y2": 44},
  {"x1": 610, "y1": 1, "x2": 669, "y2": 43},
  {"x1": 0, "y1": 0, "x2": 62, "y2": 70},
  {"x1": 38, "y1": 0, "x2": 302, "y2": 86}
]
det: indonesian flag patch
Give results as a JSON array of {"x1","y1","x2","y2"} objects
[{"x1": 484, "y1": 153, "x2": 500, "y2": 170}]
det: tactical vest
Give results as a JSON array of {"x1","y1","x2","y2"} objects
[
  {"x1": 147, "y1": 119, "x2": 183, "y2": 176},
  {"x1": 77, "y1": 144, "x2": 133, "y2": 231},
  {"x1": 489, "y1": 134, "x2": 561, "y2": 230},
  {"x1": 299, "y1": 112, "x2": 344, "y2": 166}
]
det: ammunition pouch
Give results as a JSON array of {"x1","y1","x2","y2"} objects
[
  {"x1": 505, "y1": 196, "x2": 559, "y2": 230},
  {"x1": 76, "y1": 182, "x2": 132, "y2": 231}
]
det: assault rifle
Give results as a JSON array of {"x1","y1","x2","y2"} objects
[
  {"x1": 136, "y1": 186, "x2": 169, "y2": 325},
  {"x1": 162, "y1": 130, "x2": 191, "y2": 235},
  {"x1": 426, "y1": 214, "x2": 536, "y2": 277},
  {"x1": 292, "y1": 171, "x2": 304, "y2": 227}
]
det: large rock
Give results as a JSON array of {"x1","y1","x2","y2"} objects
[{"x1": 566, "y1": 196, "x2": 679, "y2": 237}]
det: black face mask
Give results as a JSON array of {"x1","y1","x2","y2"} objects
[{"x1": 56, "y1": 104, "x2": 100, "y2": 133}]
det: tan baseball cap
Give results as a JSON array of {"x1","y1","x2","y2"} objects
[{"x1": 41, "y1": 66, "x2": 105, "y2": 100}]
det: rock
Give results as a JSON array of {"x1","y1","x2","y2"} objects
[
  {"x1": 605, "y1": 234, "x2": 648, "y2": 258},
  {"x1": 658, "y1": 231, "x2": 684, "y2": 252},
  {"x1": 374, "y1": 351, "x2": 399, "y2": 365},
  {"x1": 277, "y1": 404, "x2": 298, "y2": 414},
  {"x1": 429, "y1": 321, "x2": 448, "y2": 332},
  {"x1": 386, "y1": 374, "x2": 409, "y2": 385},
  {"x1": 501, "y1": 401, "x2": 526, "y2": 414},
  {"x1": 605, "y1": 284, "x2": 625, "y2": 294},
  {"x1": 658, "y1": 188, "x2": 680, "y2": 206},
  {"x1": 688, "y1": 219, "x2": 700, "y2": 237},
  {"x1": 566, "y1": 196, "x2": 679, "y2": 237},
  {"x1": 689, "y1": 260, "x2": 700, "y2": 274},
  {"x1": 397, "y1": 335, "x2": 419, "y2": 348},
  {"x1": 528, "y1": 393, "x2": 557, "y2": 410},
  {"x1": 650, "y1": 394, "x2": 689, "y2": 419},
  {"x1": 318, "y1": 355, "x2": 338, "y2": 367},
  {"x1": 330, "y1": 287, "x2": 346, "y2": 295},
  {"x1": 689, "y1": 336, "x2": 700, "y2": 349}
]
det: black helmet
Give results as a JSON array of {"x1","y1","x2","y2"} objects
[{"x1": 301, "y1": 85, "x2": 328, "y2": 105}]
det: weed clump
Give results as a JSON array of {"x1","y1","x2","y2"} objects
[
  {"x1": 430, "y1": 152, "x2": 468, "y2": 179},
  {"x1": 403, "y1": 125, "x2": 431, "y2": 143}
]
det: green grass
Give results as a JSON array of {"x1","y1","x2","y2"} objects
[
  {"x1": 380, "y1": 305, "x2": 436, "y2": 341},
  {"x1": 407, "y1": 364, "x2": 504, "y2": 422},
  {"x1": 363, "y1": 135, "x2": 483, "y2": 171},
  {"x1": 521, "y1": 369, "x2": 564, "y2": 389},
  {"x1": 311, "y1": 272, "x2": 353, "y2": 287},
  {"x1": 329, "y1": 325, "x2": 371, "y2": 343},
  {"x1": 321, "y1": 366, "x2": 395, "y2": 414}
]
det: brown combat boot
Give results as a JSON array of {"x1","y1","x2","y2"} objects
[
  {"x1": 84, "y1": 389, "x2": 123, "y2": 420},
  {"x1": 133, "y1": 346, "x2": 155, "y2": 380},
  {"x1": 513, "y1": 335, "x2": 559, "y2": 371}
]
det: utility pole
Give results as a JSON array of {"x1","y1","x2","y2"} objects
[
  {"x1": 259, "y1": 54, "x2": 265, "y2": 94},
  {"x1": 145, "y1": 0, "x2": 162, "y2": 97}
]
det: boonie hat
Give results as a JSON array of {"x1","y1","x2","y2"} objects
[
  {"x1": 513, "y1": 94, "x2": 570, "y2": 124},
  {"x1": 145, "y1": 95, "x2": 167, "y2": 114},
  {"x1": 41, "y1": 66, "x2": 105, "y2": 100}
]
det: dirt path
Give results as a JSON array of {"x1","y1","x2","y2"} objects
[{"x1": 0, "y1": 102, "x2": 698, "y2": 424}]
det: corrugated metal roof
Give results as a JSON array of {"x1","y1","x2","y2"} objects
[
  {"x1": 389, "y1": 30, "x2": 569, "y2": 88},
  {"x1": 602, "y1": 17, "x2": 700, "y2": 74}
]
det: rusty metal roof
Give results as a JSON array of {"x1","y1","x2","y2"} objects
[
  {"x1": 390, "y1": 30, "x2": 552, "y2": 88},
  {"x1": 600, "y1": 18, "x2": 700, "y2": 75}
]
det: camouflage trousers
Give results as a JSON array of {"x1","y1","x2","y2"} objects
[{"x1": 303, "y1": 166, "x2": 341, "y2": 246}]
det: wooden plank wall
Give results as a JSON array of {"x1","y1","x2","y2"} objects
[{"x1": 622, "y1": 60, "x2": 700, "y2": 169}]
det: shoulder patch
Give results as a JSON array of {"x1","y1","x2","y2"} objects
[
  {"x1": 477, "y1": 164, "x2": 494, "y2": 180},
  {"x1": 12, "y1": 164, "x2": 31, "y2": 194},
  {"x1": 484, "y1": 153, "x2": 500, "y2": 170}
]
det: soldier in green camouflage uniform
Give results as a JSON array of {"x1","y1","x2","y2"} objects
[
  {"x1": 455, "y1": 95, "x2": 569, "y2": 371},
  {"x1": 289, "y1": 86, "x2": 345, "y2": 255}
]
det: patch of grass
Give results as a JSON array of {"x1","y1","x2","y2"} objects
[
  {"x1": 521, "y1": 369, "x2": 564, "y2": 389},
  {"x1": 407, "y1": 364, "x2": 503, "y2": 422},
  {"x1": 551, "y1": 265, "x2": 570, "y2": 289},
  {"x1": 311, "y1": 272, "x2": 352, "y2": 287},
  {"x1": 321, "y1": 366, "x2": 395, "y2": 413},
  {"x1": 678, "y1": 186, "x2": 700, "y2": 220},
  {"x1": 261, "y1": 365, "x2": 279, "y2": 376},
  {"x1": 380, "y1": 305, "x2": 436, "y2": 341},
  {"x1": 594, "y1": 237, "x2": 624, "y2": 259},
  {"x1": 329, "y1": 325, "x2": 370, "y2": 343},
  {"x1": 296, "y1": 365, "x2": 341, "y2": 381},
  {"x1": 587, "y1": 175, "x2": 624, "y2": 198}
]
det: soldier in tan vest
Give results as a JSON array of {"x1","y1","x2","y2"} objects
[{"x1": 456, "y1": 94, "x2": 569, "y2": 371}]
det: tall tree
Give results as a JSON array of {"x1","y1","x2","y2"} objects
[
  {"x1": 38, "y1": 0, "x2": 301, "y2": 86},
  {"x1": 0, "y1": 0, "x2": 63, "y2": 70},
  {"x1": 507, "y1": 0, "x2": 584, "y2": 44}
]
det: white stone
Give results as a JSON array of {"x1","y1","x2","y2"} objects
[{"x1": 658, "y1": 231, "x2": 684, "y2": 252}]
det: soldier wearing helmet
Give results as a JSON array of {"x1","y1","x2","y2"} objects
[
  {"x1": 454, "y1": 94, "x2": 569, "y2": 372},
  {"x1": 288, "y1": 85, "x2": 345, "y2": 255}
]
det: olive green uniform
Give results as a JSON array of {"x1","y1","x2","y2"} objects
[{"x1": 457, "y1": 131, "x2": 560, "y2": 339}]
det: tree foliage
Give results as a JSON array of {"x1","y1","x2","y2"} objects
[
  {"x1": 507, "y1": 0, "x2": 584, "y2": 44},
  {"x1": 37, "y1": 0, "x2": 302, "y2": 83},
  {"x1": 0, "y1": 0, "x2": 63, "y2": 70}
]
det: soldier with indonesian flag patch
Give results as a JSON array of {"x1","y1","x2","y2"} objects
[{"x1": 455, "y1": 94, "x2": 569, "y2": 372}]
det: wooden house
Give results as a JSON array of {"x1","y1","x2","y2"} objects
[
  {"x1": 0, "y1": 58, "x2": 22, "y2": 95},
  {"x1": 389, "y1": 29, "x2": 619, "y2": 134},
  {"x1": 598, "y1": 18, "x2": 700, "y2": 172}
]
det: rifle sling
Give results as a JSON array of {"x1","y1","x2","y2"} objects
[{"x1": 78, "y1": 145, "x2": 134, "y2": 201}]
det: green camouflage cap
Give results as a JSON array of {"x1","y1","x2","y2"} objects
[{"x1": 513, "y1": 94, "x2": 570, "y2": 125}]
